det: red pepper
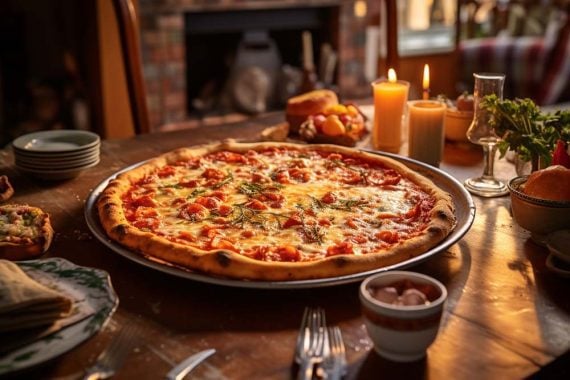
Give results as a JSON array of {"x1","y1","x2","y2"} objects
[{"x1": 552, "y1": 140, "x2": 570, "y2": 169}]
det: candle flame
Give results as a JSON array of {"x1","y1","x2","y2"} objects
[
  {"x1": 388, "y1": 68, "x2": 397, "y2": 83},
  {"x1": 423, "y1": 64, "x2": 430, "y2": 90}
]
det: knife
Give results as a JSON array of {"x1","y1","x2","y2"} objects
[{"x1": 166, "y1": 348, "x2": 216, "y2": 380}]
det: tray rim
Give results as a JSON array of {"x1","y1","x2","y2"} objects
[{"x1": 84, "y1": 149, "x2": 475, "y2": 289}]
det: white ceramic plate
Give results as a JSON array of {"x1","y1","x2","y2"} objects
[
  {"x1": 13, "y1": 145, "x2": 100, "y2": 160},
  {"x1": 0, "y1": 258, "x2": 118, "y2": 375},
  {"x1": 12, "y1": 130, "x2": 100, "y2": 153},
  {"x1": 16, "y1": 159, "x2": 100, "y2": 180},
  {"x1": 85, "y1": 151, "x2": 476, "y2": 289},
  {"x1": 15, "y1": 154, "x2": 100, "y2": 169}
]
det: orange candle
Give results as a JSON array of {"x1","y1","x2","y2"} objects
[{"x1": 372, "y1": 69, "x2": 410, "y2": 153}]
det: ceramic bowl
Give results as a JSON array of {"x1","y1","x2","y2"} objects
[
  {"x1": 545, "y1": 230, "x2": 570, "y2": 277},
  {"x1": 508, "y1": 176, "x2": 570, "y2": 237},
  {"x1": 359, "y1": 271, "x2": 447, "y2": 362},
  {"x1": 444, "y1": 109, "x2": 473, "y2": 142},
  {"x1": 546, "y1": 230, "x2": 570, "y2": 264}
]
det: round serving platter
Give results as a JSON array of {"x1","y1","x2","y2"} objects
[
  {"x1": 85, "y1": 150, "x2": 475, "y2": 289},
  {"x1": 0, "y1": 258, "x2": 118, "y2": 375}
]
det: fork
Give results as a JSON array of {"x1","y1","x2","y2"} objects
[
  {"x1": 322, "y1": 326, "x2": 347, "y2": 380},
  {"x1": 296, "y1": 307, "x2": 326, "y2": 380},
  {"x1": 82, "y1": 323, "x2": 141, "y2": 380}
]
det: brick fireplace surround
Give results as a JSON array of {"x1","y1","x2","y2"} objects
[{"x1": 138, "y1": 0, "x2": 378, "y2": 131}]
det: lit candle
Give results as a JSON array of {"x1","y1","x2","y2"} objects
[
  {"x1": 408, "y1": 100, "x2": 447, "y2": 167},
  {"x1": 422, "y1": 64, "x2": 430, "y2": 100},
  {"x1": 371, "y1": 69, "x2": 410, "y2": 153}
]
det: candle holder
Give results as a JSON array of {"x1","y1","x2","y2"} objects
[
  {"x1": 464, "y1": 73, "x2": 509, "y2": 197},
  {"x1": 371, "y1": 77, "x2": 410, "y2": 153}
]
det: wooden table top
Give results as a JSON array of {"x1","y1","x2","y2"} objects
[{"x1": 1, "y1": 113, "x2": 569, "y2": 379}]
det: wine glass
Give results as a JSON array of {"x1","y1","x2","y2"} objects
[{"x1": 464, "y1": 73, "x2": 509, "y2": 197}]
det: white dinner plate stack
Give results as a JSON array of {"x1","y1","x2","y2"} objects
[{"x1": 12, "y1": 130, "x2": 101, "y2": 180}]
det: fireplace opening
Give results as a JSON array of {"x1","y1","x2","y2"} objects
[{"x1": 185, "y1": 6, "x2": 338, "y2": 118}]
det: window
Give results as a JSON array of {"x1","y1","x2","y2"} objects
[{"x1": 397, "y1": 0, "x2": 457, "y2": 56}]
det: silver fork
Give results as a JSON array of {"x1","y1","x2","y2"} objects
[
  {"x1": 296, "y1": 307, "x2": 326, "y2": 380},
  {"x1": 82, "y1": 323, "x2": 141, "y2": 380},
  {"x1": 322, "y1": 326, "x2": 347, "y2": 380}
]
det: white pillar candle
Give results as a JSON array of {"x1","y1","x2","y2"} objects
[{"x1": 408, "y1": 100, "x2": 447, "y2": 167}]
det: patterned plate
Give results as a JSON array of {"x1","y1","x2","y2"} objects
[{"x1": 0, "y1": 258, "x2": 118, "y2": 375}]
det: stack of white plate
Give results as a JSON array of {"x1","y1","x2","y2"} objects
[{"x1": 12, "y1": 130, "x2": 101, "y2": 180}]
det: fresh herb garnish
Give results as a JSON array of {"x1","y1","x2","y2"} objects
[
  {"x1": 160, "y1": 183, "x2": 183, "y2": 189},
  {"x1": 228, "y1": 203, "x2": 287, "y2": 229},
  {"x1": 188, "y1": 188, "x2": 207, "y2": 199},
  {"x1": 212, "y1": 172, "x2": 234, "y2": 189},
  {"x1": 481, "y1": 95, "x2": 570, "y2": 169},
  {"x1": 308, "y1": 196, "x2": 367, "y2": 212},
  {"x1": 310, "y1": 196, "x2": 325, "y2": 210},
  {"x1": 332, "y1": 199, "x2": 368, "y2": 211},
  {"x1": 237, "y1": 181, "x2": 283, "y2": 197},
  {"x1": 302, "y1": 223, "x2": 325, "y2": 244},
  {"x1": 325, "y1": 159, "x2": 345, "y2": 169}
]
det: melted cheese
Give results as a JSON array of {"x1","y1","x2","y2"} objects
[
  {"x1": 124, "y1": 149, "x2": 433, "y2": 262},
  {"x1": 0, "y1": 209, "x2": 40, "y2": 242}
]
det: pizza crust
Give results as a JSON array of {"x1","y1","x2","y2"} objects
[
  {"x1": 97, "y1": 141, "x2": 456, "y2": 281},
  {"x1": 0, "y1": 205, "x2": 54, "y2": 261}
]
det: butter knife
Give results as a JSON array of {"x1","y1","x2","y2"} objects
[{"x1": 166, "y1": 348, "x2": 216, "y2": 380}]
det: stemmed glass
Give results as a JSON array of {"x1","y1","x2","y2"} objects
[{"x1": 464, "y1": 73, "x2": 509, "y2": 197}]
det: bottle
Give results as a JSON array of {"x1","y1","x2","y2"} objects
[{"x1": 300, "y1": 31, "x2": 318, "y2": 93}]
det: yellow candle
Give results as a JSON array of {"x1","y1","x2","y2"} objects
[
  {"x1": 372, "y1": 69, "x2": 410, "y2": 153},
  {"x1": 408, "y1": 100, "x2": 446, "y2": 167}
]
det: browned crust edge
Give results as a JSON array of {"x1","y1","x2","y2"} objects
[
  {"x1": 0, "y1": 176, "x2": 14, "y2": 202},
  {"x1": 97, "y1": 140, "x2": 456, "y2": 281},
  {"x1": 0, "y1": 204, "x2": 54, "y2": 261}
]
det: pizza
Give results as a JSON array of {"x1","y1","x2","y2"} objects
[
  {"x1": 0, "y1": 204, "x2": 54, "y2": 261},
  {"x1": 97, "y1": 141, "x2": 456, "y2": 281}
]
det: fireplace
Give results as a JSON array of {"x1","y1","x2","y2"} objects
[
  {"x1": 139, "y1": 0, "x2": 376, "y2": 131},
  {"x1": 186, "y1": 6, "x2": 338, "y2": 116}
]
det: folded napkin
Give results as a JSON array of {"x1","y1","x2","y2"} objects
[{"x1": 0, "y1": 260, "x2": 72, "y2": 333}]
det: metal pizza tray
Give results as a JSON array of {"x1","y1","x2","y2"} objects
[{"x1": 84, "y1": 151, "x2": 475, "y2": 289}]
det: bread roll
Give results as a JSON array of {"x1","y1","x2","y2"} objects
[
  {"x1": 286, "y1": 89, "x2": 338, "y2": 133},
  {"x1": 523, "y1": 165, "x2": 570, "y2": 201}
]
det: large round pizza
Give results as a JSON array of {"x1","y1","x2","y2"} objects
[{"x1": 97, "y1": 141, "x2": 456, "y2": 281}]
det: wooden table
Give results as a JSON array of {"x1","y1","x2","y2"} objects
[{"x1": 2, "y1": 113, "x2": 569, "y2": 379}]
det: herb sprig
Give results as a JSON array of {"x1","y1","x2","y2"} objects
[
  {"x1": 310, "y1": 196, "x2": 367, "y2": 212},
  {"x1": 228, "y1": 203, "x2": 287, "y2": 229},
  {"x1": 212, "y1": 172, "x2": 234, "y2": 189},
  {"x1": 481, "y1": 95, "x2": 570, "y2": 168},
  {"x1": 237, "y1": 181, "x2": 283, "y2": 197}
]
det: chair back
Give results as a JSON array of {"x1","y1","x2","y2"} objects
[{"x1": 111, "y1": 0, "x2": 151, "y2": 134}]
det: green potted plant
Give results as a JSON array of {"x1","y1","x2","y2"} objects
[{"x1": 481, "y1": 95, "x2": 570, "y2": 173}]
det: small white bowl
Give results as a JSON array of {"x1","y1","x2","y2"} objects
[{"x1": 360, "y1": 271, "x2": 447, "y2": 362}]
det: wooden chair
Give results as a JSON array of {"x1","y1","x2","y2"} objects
[
  {"x1": 111, "y1": 0, "x2": 150, "y2": 134},
  {"x1": 108, "y1": 0, "x2": 255, "y2": 135}
]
